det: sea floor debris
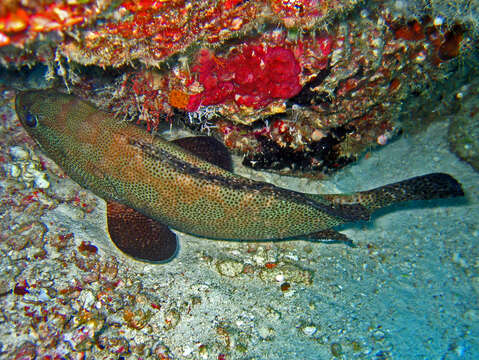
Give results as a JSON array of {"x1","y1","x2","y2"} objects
[{"x1": 1, "y1": 82, "x2": 479, "y2": 359}]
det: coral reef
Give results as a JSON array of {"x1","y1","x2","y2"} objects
[
  {"x1": 448, "y1": 77, "x2": 479, "y2": 171},
  {"x1": 0, "y1": 0, "x2": 360, "y2": 66},
  {"x1": 0, "y1": 0, "x2": 477, "y2": 175}
]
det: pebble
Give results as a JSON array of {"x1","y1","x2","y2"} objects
[
  {"x1": 433, "y1": 16, "x2": 444, "y2": 26},
  {"x1": 216, "y1": 259, "x2": 244, "y2": 277},
  {"x1": 253, "y1": 255, "x2": 266, "y2": 266},
  {"x1": 9, "y1": 163, "x2": 21, "y2": 177},
  {"x1": 463, "y1": 309, "x2": 479, "y2": 323},
  {"x1": 373, "y1": 330, "x2": 385, "y2": 341},
  {"x1": 164, "y1": 308, "x2": 181, "y2": 330},
  {"x1": 452, "y1": 252, "x2": 468, "y2": 268},
  {"x1": 97, "y1": 335, "x2": 129, "y2": 355},
  {"x1": 284, "y1": 253, "x2": 298, "y2": 261},
  {"x1": 360, "y1": 9, "x2": 369, "y2": 18},
  {"x1": 259, "y1": 263, "x2": 313, "y2": 285},
  {"x1": 257, "y1": 325, "x2": 275, "y2": 340},
  {"x1": 182, "y1": 346, "x2": 194, "y2": 356},
  {"x1": 301, "y1": 325, "x2": 317, "y2": 337},
  {"x1": 78, "y1": 290, "x2": 96, "y2": 308},
  {"x1": 10, "y1": 146, "x2": 30, "y2": 161},
  {"x1": 34, "y1": 174, "x2": 50, "y2": 189},
  {"x1": 5, "y1": 147, "x2": 50, "y2": 189},
  {"x1": 0, "y1": 278, "x2": 11, "y2": 295},
  {"x1": 331, "y1": 342, "x2": 343, "y2": 357}
]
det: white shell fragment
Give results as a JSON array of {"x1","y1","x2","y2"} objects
[{"x1": 4, "y1": 146, "x2": 50, "y2": 189}]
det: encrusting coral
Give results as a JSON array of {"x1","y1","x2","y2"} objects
[{"x1": 0, "y1": 0, "x2": 476, "y2": 175}]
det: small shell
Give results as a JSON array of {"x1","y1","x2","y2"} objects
[
  {"x1": 10, "y1": 146, "x2": 30, "y2": 161},
  {"x1": 9, "y1": 164, "x2": 21, "y2": 178}
]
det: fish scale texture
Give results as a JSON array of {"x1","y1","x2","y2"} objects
[
  {"x1": 15, "y1": 90, "x2": 347, "y2": 240},
  {"x1": 15, "y1": 90, "x2": 464, "y2": 242}
]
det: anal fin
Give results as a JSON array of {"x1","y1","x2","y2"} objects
[
  {"x1": 107, "y1": 201, "x2": 178, "y2": 263},
  {"x1": 305, "y1": 229, "x2": 354, "y2": 246}
]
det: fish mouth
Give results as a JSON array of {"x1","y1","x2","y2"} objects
[
  {"x1": 15, "y1": 90, "x2": 28, "y2": 114},
  {"x1": 15, "y1": 91, "x2": 30, "y2": 127}
]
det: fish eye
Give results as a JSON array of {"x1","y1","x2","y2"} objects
[{"x1": 24, "y1": 112, "x2": 38, "y2": 127}]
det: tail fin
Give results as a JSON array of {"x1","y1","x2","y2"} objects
[{"x1": 322, "y1": 173, "x2": 464, "y2": 212}]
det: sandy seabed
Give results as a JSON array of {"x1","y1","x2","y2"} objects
[{"x1": 0, "y1": 89, "x2": 478, "y2": 359}]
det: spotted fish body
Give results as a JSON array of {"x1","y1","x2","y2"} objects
[{"x1": 15, "y1": 90, "x2": 464, "y2": 247}]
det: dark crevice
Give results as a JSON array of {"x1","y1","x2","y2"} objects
[{"x1": 243, "y1": 124, "x2": 356, "y2": 173}]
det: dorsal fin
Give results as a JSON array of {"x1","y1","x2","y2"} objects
[{"x1": 173, "y1": 136, "x2": 233, "y2": 171}]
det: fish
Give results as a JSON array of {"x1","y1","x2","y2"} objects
[{"x1": 15, "y1": 90, "x2": 465, "y2": 262}]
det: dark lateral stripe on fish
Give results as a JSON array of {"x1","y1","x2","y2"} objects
[{"x1": 131, "y1": 138, "x2": 369, "y2": 222}]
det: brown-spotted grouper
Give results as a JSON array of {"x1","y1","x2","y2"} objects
[{"x1": 15, "y1": 90, "x2": 464, "y2": 262}]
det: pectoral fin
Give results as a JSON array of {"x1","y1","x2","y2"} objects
[{"x1": 107, "y1": 201, "x2": 178, "y2": 263}]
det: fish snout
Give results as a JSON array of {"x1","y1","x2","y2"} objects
[{"x1": 15, "y1": 90, "x2": 48, "y2": 129}]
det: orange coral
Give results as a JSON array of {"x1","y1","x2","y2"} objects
[
  {"x1": 0, "y1": 1, "x2": 96, "y2": 47},
  {"x1": 168, "y1": 89, "x2": 191, "y2": 110}
]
